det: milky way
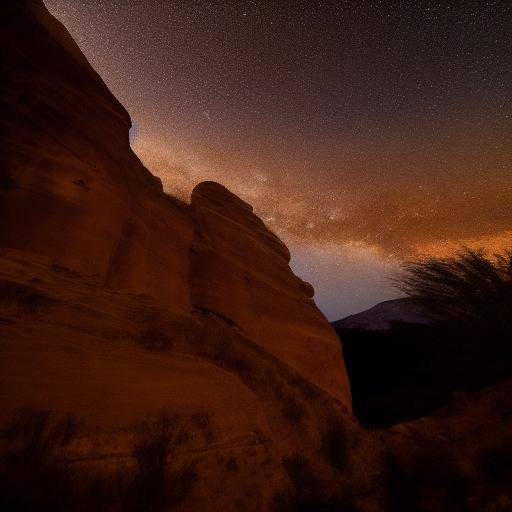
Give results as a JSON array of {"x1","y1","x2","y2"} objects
[{"x1": 44, "y1": 0, "x2": 512, "y2": 319}]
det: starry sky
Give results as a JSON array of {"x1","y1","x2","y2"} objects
[{"x1": 44, "y1": 0, "x2": 511, "y2": 320}]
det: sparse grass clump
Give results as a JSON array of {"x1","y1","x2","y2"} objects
[{"x1": 0, "y1": 409, "x2": 198, "y2": 512}]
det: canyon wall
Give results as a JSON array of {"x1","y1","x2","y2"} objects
[
  {"x1": 0, "y1": 0, "x2": 350, "y2": 404},
  {"x1": 0, "y1": 1, "x2": 351, "y2": 509}
]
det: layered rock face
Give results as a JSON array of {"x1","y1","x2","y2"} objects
[
  {"x1": 191, "y1": 182, "x2": 351, "y2": 404},
  {"x1": 0, "y1": 1, "x2": 351, "y2": 509},
  {"x1": 0, "y1": 0, "x2": 193, "y2": 310},
  {"x1": 0, "y1": 0, "x2": 349, "y2": 405}
]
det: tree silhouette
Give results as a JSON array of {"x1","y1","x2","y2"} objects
[{"x1": 397, "y1": 248, "x2": 512, "y2": 336}]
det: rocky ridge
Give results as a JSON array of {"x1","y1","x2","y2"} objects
[{"x1": 0, "y1": 1, "x2": 351, "y2": 510}]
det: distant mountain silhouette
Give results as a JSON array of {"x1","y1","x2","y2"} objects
[
  {"x1": 333, "y1": 293, "x2": 512, "y2": 427},
  {"x1": 332, "y1": 297, "x2": 429, "y2": 331}
]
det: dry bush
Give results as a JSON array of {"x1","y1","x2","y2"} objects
[
  {"x1": 397, "y1": 248, "x2": 512, "y2": 339},
  {"x1": 127, "y1": 412, "x2": 197, "y2": 512}
]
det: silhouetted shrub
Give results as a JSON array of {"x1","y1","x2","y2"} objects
[
  {"x1": 128, "y1": 412, "x2": 196, "y2": 512},
  {"x1": 397, "y1": 248, "x2": 512, "y2": 335},
  {"x1": 378, "y1": 247, "x2": 512, "y2": 425}
]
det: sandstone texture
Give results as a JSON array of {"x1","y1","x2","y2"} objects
[
  {"x1": 191, "y1": 182, "x2": 351, "y2": 405},
  {"x1": 0, "y1": 1, "x2": 351, "y2": 510}
]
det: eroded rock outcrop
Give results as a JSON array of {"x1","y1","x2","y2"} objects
[
  {"x1": 0, "y1": 0, "x2": 349, "y2": 405},
  {"x1": 191, "y1": 182, "x2": 351, "y2": 404},
  {"x1": 0, "y1": 1, "x2": 351, "y2": 509}
]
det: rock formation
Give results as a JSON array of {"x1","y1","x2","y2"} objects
[
  {"x1": 191, "y1": 182, "x2": 351, "y2": 404},
  {"x1": 0, "y1": 1, "x2": 351, "y2": 509}
]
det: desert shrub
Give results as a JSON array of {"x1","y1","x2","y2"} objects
[
  {"x1": 128, "y1": 412, "x2": 197, "y2": 512},
  {"x1": 0, "y1": 279, "x2": 53, "y2": 314},
  {"x1": 397, "y1": 248, "x2": 512, "y2": 334},
  {"x1": 391, "y1": 248, "x2": 512, "y2": 418}
]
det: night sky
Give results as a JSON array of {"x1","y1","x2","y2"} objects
[{"x1": 44, "y1": 1, "x2": 511, "y2": 320}]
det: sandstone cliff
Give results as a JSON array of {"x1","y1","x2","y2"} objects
[{"x1": 0, "y1": 1, "x2": 351, "y2": 510}]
